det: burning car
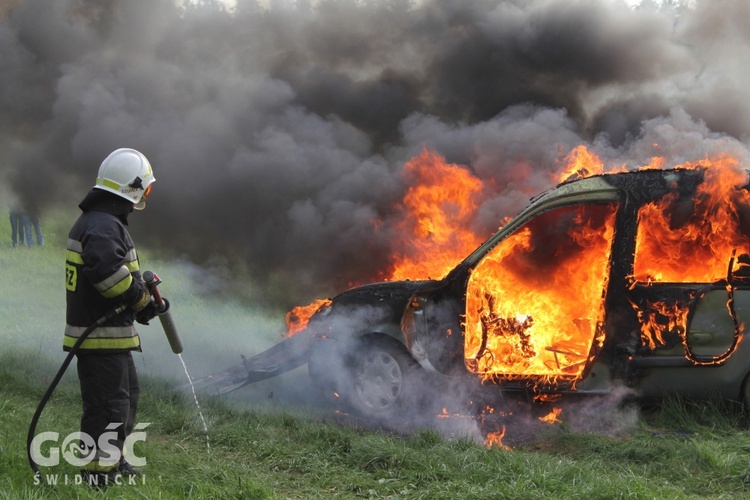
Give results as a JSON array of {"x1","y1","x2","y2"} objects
[{"x1": 197, "y1": 162, "x2": 750, "y2": 420}]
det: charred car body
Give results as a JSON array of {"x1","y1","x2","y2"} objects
[{"x1": 200, "y1": 166, "x2": 750, "y2": 418}]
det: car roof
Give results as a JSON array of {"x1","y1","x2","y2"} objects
[{"x1": 458, "y1": 167, "x2": 706, "y2": 269}]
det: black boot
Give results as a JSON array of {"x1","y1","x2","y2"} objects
[{"x1": 118, "y1": 459, "x2": 141, "y2": 476}]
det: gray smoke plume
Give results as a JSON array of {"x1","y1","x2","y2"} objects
[{"x1": 1, "y1": 0, "x2": 749, "y2": 308}]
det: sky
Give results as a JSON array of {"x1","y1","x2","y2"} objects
[{"x1": 1, "y1": 0, "x2": 749, "y2": 308}]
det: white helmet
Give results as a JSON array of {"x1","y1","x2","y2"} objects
[{"x1": 94, "y1": 148, "x2": 155, "y2": 210}]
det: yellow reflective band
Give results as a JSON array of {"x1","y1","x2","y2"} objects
[
  {"x1": 63, "y1": 335, "x2": 140, "y2": 350},
  {"x1": 66, "y1": 324, "x2": 137, "y2": 338},
  {"x1": 96, "y1": 266, "x2": 130, "y2": 292},
  {"x1": 101, "y1": 274, "x2": 133, "y2": 299},
  {"x1": 124, "y1": 249, "x2": 139, "y2": 272},
  {"x1": 96, "y1": 266, "x2": 132, "y2": 298},
  {"x1": 97, "y1": 178, "x2": 121, "y2": 191},
  {"x1": 66, "y1": 250, "x2": 83, "y2": 265}
]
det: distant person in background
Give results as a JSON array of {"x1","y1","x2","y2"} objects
[
  {"x1": 28, "y1": 204, "x2": 44, "y2": 247},
  {"x1": 9, "y1": 199, "x2": 23, "y2": 247},
  {"x1": 18, "y1": 212, "x2": 33, "y2": 246},
  {"x1": 8, "y1": 195, "x2": 44, "y2": 247}
]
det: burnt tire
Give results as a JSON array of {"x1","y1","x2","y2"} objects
[{"x1": 344, "y1": 337, "x2": 422, "y2": 419}]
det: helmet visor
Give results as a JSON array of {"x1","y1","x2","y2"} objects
[{"x1": 133, "y1": 184, "x2": 152, "y2": 211}]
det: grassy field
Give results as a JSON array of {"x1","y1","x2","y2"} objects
[{"x1": 2, "y1": 211, "x2": 750, "y2": 498}]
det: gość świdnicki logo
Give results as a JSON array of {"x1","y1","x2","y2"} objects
[{"x1": 30, "y1": 422, "x2": 149, "y2": 485}]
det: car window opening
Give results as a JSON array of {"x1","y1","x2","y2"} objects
[{"x1": 464, "y1": 202, "x2": 619, "y2": 384}]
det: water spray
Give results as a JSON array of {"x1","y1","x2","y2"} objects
[{"x1": 143, "y1": 270, "x2": 210, "y2": 453}]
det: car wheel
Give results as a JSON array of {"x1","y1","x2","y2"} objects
[{"x1": 345, "y1": 337, "x2": 422, "y2": 419}]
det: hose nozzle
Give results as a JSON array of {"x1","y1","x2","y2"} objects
[{"x1": 143, "y1": 270, "x2": 184, "y2": 354}]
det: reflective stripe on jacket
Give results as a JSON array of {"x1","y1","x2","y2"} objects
[{"x1": 65, "y1": 209, "x2": 145, "y2": 353}]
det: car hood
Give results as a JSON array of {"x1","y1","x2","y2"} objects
[
  {"x1": 330, "y1": 279, "x2": 440, "y2": 308},
  {"x1": 306, "y1": 279, "x2": 441, "y2": 336}
]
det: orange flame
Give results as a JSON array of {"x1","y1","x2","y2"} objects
[
  {"x1": 464, "y1": 202, "x2": 617, "y2": 383},
  {"x1": 455, "y1": 146, "x2": 622, "y2": 387},
  {"x1": 557, "y1": 145, "x2": 606, "y2": 182},
  {"x1": 387, "y1": 148, "x2": 485, "y2": 281},
  {"x1": 630, "y1": 299, "x2": 690, "y2": 350},
  {"x1": 539, "y1": 407, "x2": 563, "y2": 425},
  {"x1": 633, "y1": 155, "x2": 750, "y2": 283},
  {"x1": 284, "y1": 299, "x2": 332, "y2": 337},
  {"x1": 285, "y1": 149, "x2": 486, "y2": 335},
  {"x1": 484, "y1": 426, "x2": 511, "y2": 450}
]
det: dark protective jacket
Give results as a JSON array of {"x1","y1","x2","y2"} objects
[{"x1": 64, "y1": 189, "x2": 150, "y2": 352}]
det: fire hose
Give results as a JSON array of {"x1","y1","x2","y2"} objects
[{"x1": 27, "y1": 272, "x2": 182, "y2": 476}]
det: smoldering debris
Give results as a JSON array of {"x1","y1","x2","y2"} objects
[{"x1": 303, "y1": 362, "x2": 641, "y2": 447}]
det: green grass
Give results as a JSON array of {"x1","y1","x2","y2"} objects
[{"x1": 3, "y1": 211, "x2": 750, "y2": 498}]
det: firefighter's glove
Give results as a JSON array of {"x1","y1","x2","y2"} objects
[
  {"x1": 135, "y1": 302, "x2": 158, "y2": 325},
  {"x1": 132, "y1": 289, "x2": 157, "y2": 325},
  {"x1": 131, "y1": 289, "x2": 152, "y2": 312}
]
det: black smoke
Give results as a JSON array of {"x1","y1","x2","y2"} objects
[{"x1": 1, "y1": 0, "x2": 749, "y2": 307}]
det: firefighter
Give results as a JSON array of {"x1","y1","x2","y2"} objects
[{"x1": 64, "y1": 148, "x2": 158, "y2": 486}]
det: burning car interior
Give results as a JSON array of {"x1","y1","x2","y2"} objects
[{"x1": 193, "y1": 155, "x2": 750, "y2": 432}]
